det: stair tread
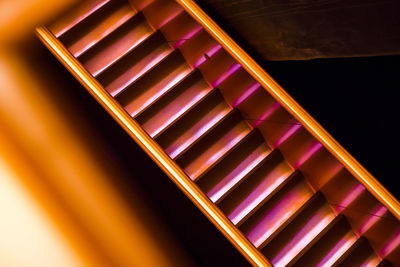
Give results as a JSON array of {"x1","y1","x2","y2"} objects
[
  {"x1": 334, "y1": 236, "x2": 380, "y2": 267},
  {"x1": 62, "y1": 1, "x2": 136, "y2": 57},
  {"x1": 159, "y1": 10, "x2": 203, "y2": 48},
  {"x1": 99, "y1": 32, "x2": 172, "y2": 97},
  {"x1": 315, "y1": 232, "x2": 357, "y2": 267},
  {"x1": 50, "y1": 0, "x2": 111, "y2": 38},
  {"x1": 181, "y1": 117, "x2": 251, "y2": 181},
  {"x1": 159, "y1": 94, "x2": 232, "y2": 160},
  {"x1": 244, "y1": 178, "x2": 314, "y2": 248},
  {"x1": 292, "y1": 215, "x2": 357, "y2": 267},
  {"x1": 226, "y1": 158, "x2": 294, "y2": 225},
  {"x1": 116, "y1": 51, "x2": 191, "y2": 117},
  {"x1": 332, "y1": 237, "x2": 365, "y2": 267},
  {"x1": 138, "y1": 71, "x2": 212, "y2": 138},
  {"x1": 268, "y1": 200, "x2": 335, "y2": 267},
  {"x1": 206, "y1": 142, "x2": 271, "y2": 204},
  {"x1": 81, "y1": 14, "x2": 154, "y2": 77}
]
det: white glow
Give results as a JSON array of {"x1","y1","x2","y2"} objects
[{"x1": 0, "y1": 157, "x2": 83, "y2": 267}]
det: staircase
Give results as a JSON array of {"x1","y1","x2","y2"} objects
[{"x1": 37, "y1": 0, "x2": 400, "y2": 265}]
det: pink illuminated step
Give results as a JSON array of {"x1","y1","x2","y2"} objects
[
  {"x1": 125, "y1": 65, "x2": 191, "y2": 117},
  {"x1": 293, "y1": 215, "x2": 359, "y2": 266},
  {"x1": 328, "y1": 237, "x2": 380, "y2": 266},
  {"x1": 50, "y1": 0, "x2": 111, "y2": 37},
  {"x1": 228, "y1": 161, "x2": 293, "y2": 225},
  {"x1": 100, "y1": 34, "x2": 172, "y2": 96},
  {"x1": 245, "y1": 180, "x2": 314, "y2": 248},
  {"x1": 207, "y1": 144, "x2": 271, "y2": 203},
  {"x1": 115, "y1": 51, "x2": 192, "y2": 117},
  {"x1": 316, "y1": 232, "x2": 357, "y2": 267},
  {"x1": 139, "y1": 73, "x2": 212, "y2": 137},
  {"x1": 64, "y1": 2, "x2": 136, "y2": 57},
  {"x1": 381, "y1": 228, "x2": 400, "y2": 259},
  {"x1": 161, "y1": 99, "x2": 232, "y2": 160},
  {"x1": 358, "y1": 205, "x2": 387, "y2": 235},
  {"x1": 271, "y1": 205, "x2": 335, "y2": 267},
  {"x1": 182, "y1": 121, "x2": 251, "y2": 180},
  {"x1": 81, "y1": 15, "x2": 154, "y2": 76}
]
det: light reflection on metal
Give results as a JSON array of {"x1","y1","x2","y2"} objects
[
  {"x1": 233, "y1": 83, "x2": 260, "y2": 107},
  {"x1": 381, "y1": 228, "x2": 400, "y2": 257},
  {"x1": 316, "y1": 232, "x2": 356, "y2": 267},
  {"x1": 274, "y1": 123, "x2": 302, "y2": 148},
  {"x1": 336, "y1": 183, "x2": 365, "y2": 213},
  {"x1": 173, "y1": 25, "x2": 202, "y2": 48},
  {"x1": 212, "y1": 62, "x2": 241, "y2": 87},
  {"x1": 229, "y1": 165, "x2": 292, "y2": 225},
  {"x1": 272, "y1": 210, "x2": 334, "y2": 267},
  {"x1": 193, "y1": 44, "x2": 222, "y2": 68},
  {"x1": 359, "y1": 206, "x2": 387, "y2": 235},
  {"x1": 294, "y1": 142, "x2": 322, "y2": 168},
  {"x1": 253, "y1": 102, "x2": 280, "y2": 127}
]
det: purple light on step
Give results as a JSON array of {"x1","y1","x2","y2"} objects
[
  {"x1": 274, "y1": 123, "x2": 302, "y2": 148},
  {"x1": 158, "y1": 9, "x2": 183, "y2": 28},
  {"x1": 229, "y1": 161, "x2": 292, "y2": 225},
  {"x1": 193, "y1": 44, "x2": 222, "y2": 68},
  {"x1": 336, "y1": 183, "x2": 365, "y2": 213},
  {"x1": 168, "y1": 109, "x2": 230, "y2": 159},
  {"x1": 150, "y1": 90, "x2": 210, "y2": 138},
  {"x1": 110, "y1": 49, "x2": 172, "y2": 97},
  {"x1": 208, "y1": 148, "x2": 270, "y2": 203},
  {"x1": 73, "y1": 13, "x2": 133, "y2": 57},
  {"x1": 174, "y1": 26, "x2": 203, "y2": 48},
  {"x1": 232, "y1": 83, "x2": 261, "y2": 107},
  {"x1": 294, "y1": 142, "x2": 322, "y2": 168},
  {"x1": 272, "y1": 211, "x2": 334, "y2": 267},
  {"x1": 381, "y1": 228, "x2": 400, "y2": 257},
  {"x1": 212, "y1": 63, "x2": 241, "y2": 87},
  {"x1": 253, "y1": 102, "x2": 280, "y2": 127},
  {"x1": 358, "y1": 205, "x2": 387, "y2": 235},
  {"x1": 55, "y1": 0, "x2": 112, "y2": 37},
  {"x1": 246, "y1": 184, "x2": 312, "y2": 247},
  {"x1": 316, "y1": 232, "x2": 356, "y2": 267},
  {"x1": 132, "y1": 69, "x2": 191, "y2": 117}
]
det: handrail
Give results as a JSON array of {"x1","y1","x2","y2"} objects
[
  {"x1": 35, "y1": 27, "x2": 271, "y2": 267},
  {"x1": 176, "y1": 0, "x2": 400, "y2": 221}
]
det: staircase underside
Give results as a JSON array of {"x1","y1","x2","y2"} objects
[{"x1": 37, "y1": 0, "x2": 400, "y2": 265}]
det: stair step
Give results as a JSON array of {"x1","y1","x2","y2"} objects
[
  {"x1": 197, "y1": 131, "x2": 271, "y2": 204},
  {"x1": 50, "y1": 0, "x2": 111, "y2": 37},
  {"x1": 179, "y1": 28, "x2": 222, "y2": 68},
  {"x1": 176, "y1": 111, "x2": 251, "y2": 181},
  {"x1": 240, "y1": 175, "x2": 314, "y2": 248},
  {"x1": 159, "y1": 11, "x2": 203, "y2": 48},
  {"x1": 97, "y1": 31, "x2": 171, "y2": 96},
  {"x1": 332, "y1": 237, "x2": 379, "y2": 267},
  {"x1": 261, "y1": 193, "x2": 335, "y2": 267},
  {"x1": 219, "y1": 152, "x2": 293, "y2": 226},
  {"x1": 137, "y1": 70, "x2": 212, "y2": 138},
  {"x1": 142, "y1": 0, "x2": 184, "y2": 29},
  {"x1": 80, "y1": 13, "x2": 154, "y2": 77},
  {"x1": 60, "y1": 0, "x2": 136, "y2": 57},
  {"x1": 293, "y1": 215, "x2": 357, "y2": 267},
  {"x1": 116, "y1": 50, "x2": 191, "y2": 117},
  {"x1": 156, "y1": 90, "x2": 231, "y2": 159}
]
